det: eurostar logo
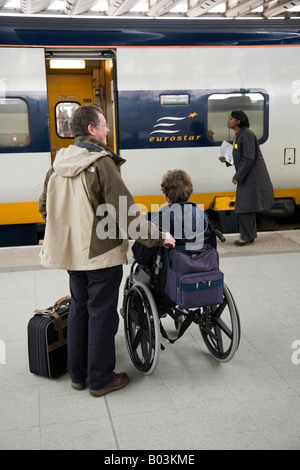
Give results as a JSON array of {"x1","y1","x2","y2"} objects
[{"x1": 149, "y1": 112, "x2": 201, "y2": 143}]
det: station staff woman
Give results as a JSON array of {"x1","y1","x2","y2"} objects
[{"x1": 220, "y1": 110, "x2": 274, "y2": 246}]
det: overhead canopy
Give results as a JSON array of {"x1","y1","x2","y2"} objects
[{"x1": 0, "y1": 0, "x2": 299, "y2": 19}]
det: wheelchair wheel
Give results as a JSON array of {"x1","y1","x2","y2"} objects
[
  {"x1": 198, "y1": 283, "x2": 241, "y2": 362},
  {"x1": 123, "y1": 281, "x2": 160, "y2": 375}
]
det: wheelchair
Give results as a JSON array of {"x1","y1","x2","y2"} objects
[{"x1": 120, "y1": 230, "x2": 241, "y2": 375}]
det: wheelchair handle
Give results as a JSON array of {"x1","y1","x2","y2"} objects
[{"x1": 214, "y1": 229, "x2": 226, "y2": 243}]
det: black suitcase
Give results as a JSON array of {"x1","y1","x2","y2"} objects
[{"x1": 28, "y1": 296, "x2": 70, "y2": 379}]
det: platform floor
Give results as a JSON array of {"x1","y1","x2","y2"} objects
[{"x1": 0, "y1": 230, "x2": 300, "y2": 450}]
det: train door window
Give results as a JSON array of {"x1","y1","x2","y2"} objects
[
  {"x1": 207, "y1": 92, "x2": 265, "y2": 142},
  {"x1": 56, "y1": 102, "x2": 80, "y2": 138},
  {"x1": 0, "y1": 98, "x2": 30, "y2": 147}
]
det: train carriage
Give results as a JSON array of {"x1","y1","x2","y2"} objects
[{"x1": 0, "y1": 17, "x2": 299, "y2": 245}]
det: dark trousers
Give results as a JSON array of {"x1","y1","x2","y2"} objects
[
  {"x1": 238, "y1": 212, "x2": 257, "y2": 241},
  {"x1": 67, "y1": 265, "x2": 123, "y2": 390}
]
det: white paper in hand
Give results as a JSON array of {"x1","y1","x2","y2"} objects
[{"x1": 219, "y1": 141, "x2": 234, "y2": 165}]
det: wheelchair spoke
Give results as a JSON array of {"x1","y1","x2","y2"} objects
[
  {"x1": 128, "y1": 306, "x2": 151, "y2": 343},
  {"x1": 214, "y1": 315, "x2": 233, "y2": 340},
  {"x1": 213, "y1": 322, "x2": 225, "y2": 355},
  {"x1": 128, "y1": 305, "x2": 150, "y2": 338},
  {"x1": 131, "y1": 326, "x2": 143, "y2": 351},
  {"x1": 211, "y1": 300, "x2": 227, "y2": 318},
  {"x1": 124, "y1": 285, "x2": 159, "y2": 372},
  {"x1": 140, "y1": 334, "x2": 150, "y2": 361},
  {"x1": 199, "y1": 283, "x2": 240, "y2": 362},
  {"x1": 129, "y1": 314, "x2": 152, "y2": 351}
]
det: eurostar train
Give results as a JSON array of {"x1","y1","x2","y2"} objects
[{"x1": 0, "y1": 16, "x2": 300, "y2": 246}]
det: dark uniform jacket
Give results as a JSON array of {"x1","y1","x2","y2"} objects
[{"x1": 233, "y1": 127, "x2": 274, "y2": 214}]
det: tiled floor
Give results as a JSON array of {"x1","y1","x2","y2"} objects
[{"x1": 0, "y1": 231, "x2": 300, "y2": 450}]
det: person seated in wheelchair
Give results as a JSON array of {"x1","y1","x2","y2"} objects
[
  {"x1": 132, "y1": 169, "x2": 212, "y2": 271},
  {"x1": 124, "y1": 171, "x2": 239, "y2": 372}
]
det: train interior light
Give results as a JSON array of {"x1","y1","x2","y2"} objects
[{"x1": 49, "y1": 59, "x2": 86, "y2": 69}]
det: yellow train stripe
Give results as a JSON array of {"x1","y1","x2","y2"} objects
[
  {"x1": 134, "y1": 192, "x2": 236, "y2": 212},
  {"x1": 0, "y1": 202, "x2": 44, "y2": 225},
  {"x1": 274, "y1": 188, "x2": 300, "y2": 204},
  {"x1": 1, "y1": 188, "x2": 299, "y2": 225},
  {"x1": 134, "y1": 189, "x2": 300, "y2": 212}
]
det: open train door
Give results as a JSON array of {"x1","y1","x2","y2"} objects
[{"x1": 45, "y1": 49, "x2": 117, "y2": 163}]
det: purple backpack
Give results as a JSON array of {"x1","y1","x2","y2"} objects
[{"x1": 164, "y1": 245, "x2": 224, "y2": 308}]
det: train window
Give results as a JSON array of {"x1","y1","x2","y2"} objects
[
  {"x1": 56, "y1": 102, "x2": 80, "y2": 138},
  {"x1": 0, "y1": 98, "x2": 30, "y2": 147},
  {"x1": 160, "y1": 94, "x2": 190, "y2": 105},
  {"x1": 207, "y1": 93, "x2": 265, "y2": 142}
]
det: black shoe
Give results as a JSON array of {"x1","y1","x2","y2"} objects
[
  {"x1": 71, "y1": 381, "x2": 86, "y2": 391},
  {"x1": 234, "y1": 239, "x2": 254, "y2": 246}
]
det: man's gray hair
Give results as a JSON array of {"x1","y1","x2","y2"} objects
[{"x1": 71, "y1": 105, "x2": 103, "y2": 137}]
